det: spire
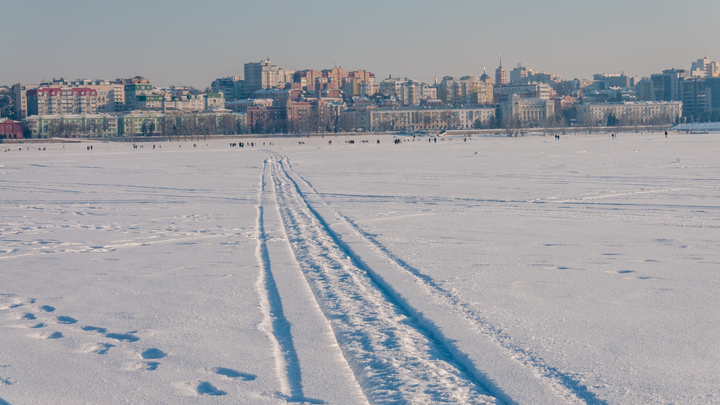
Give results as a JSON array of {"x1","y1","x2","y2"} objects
[{"x1": 499, "y1": 54, "x2": 502, "y2": 68}]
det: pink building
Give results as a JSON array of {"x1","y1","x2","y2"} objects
[
  {"x1": 0, "y1": 118, "x2": 23, "y2": 139},
  {"x1": 27, "y1": 87, "x2": 98, "y2": 116}
]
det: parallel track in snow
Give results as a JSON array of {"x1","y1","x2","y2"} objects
[
  {"x1": 265, "y1": 150, "x2": 607, "y2": 405},
  {"x1": 265, "y1": 151, "x2": 498, "y2": 404}
]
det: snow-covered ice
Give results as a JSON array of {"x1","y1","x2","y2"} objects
[{"x1": 1, "y1": 133, "x2": 720, "y2": 404}]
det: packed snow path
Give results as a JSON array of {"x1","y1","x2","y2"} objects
[
  {"x1": 263, "y1": 150, "x2": 593, "y2": 404},
  {"x1": 264, "y1": 151, "x2": 496, "y2": 404}
]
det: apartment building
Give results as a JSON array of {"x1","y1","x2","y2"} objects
[
  {"x1": 494, "y1": 83, "x2": 551, "y2": 103},
  {"x1": 341, "y1": 105, "x2": 496, "y2": 132},
  {"x1": 575, "y1": 101, "x2": 682, "y2": 126},
  {"x1": 211, "y1": 76, "x2": 245, "y2": 101},
  {"x1": 11, "y1": 83, "x2": 40, "y2": 119},
  {"x1": 26, "y1": 88, "x2": 98, "y2": 116},
  {"x1": 509, "y1": 64, "x2": 532, "y2": 83},
  {"x1": 245, "y1": 59, "x2": 281, "y2": 95},
  {"x1": 24, "y1": 114, "x2": 118, "y2": 138},
  {"x1": 124, "y1": 83, "x2": 153, "y2": 110}
]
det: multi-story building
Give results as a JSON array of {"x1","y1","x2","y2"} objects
[
  {"x1": 650, "y1": 69, "x2": 686, "y2": 101},
  {"x1": 14, "y1": 77, "x2": 147, "y2": 118},
  {"x1": 438, "y1": 76, "x2": 493, "y2": 106},
  {"x1": 342, "y1": 105, "x2": 496, "y2": 132},
  {"x1": 24, "y1": 114, "x2": 119, "y2": 138},
  {"x1": 575, "y1": 101, "x2": 682, "y2": 126},
  {"x1": 136, "y1": 95, "x2": 165, "y2": 110},
  {"x1": 494, "y1": 83, "x2": 551, "y2": 103},
  {"x1": 379, "y1": 78, "x2": 437, "y2": 106},
  {"x1": 495, "y1": 56, "x2": 507, "y2": 86},
  {"x1": 27, "y1": 88, "x2": 98, "y2": 116},
  {"x1": 509, "y1": 64, "x2": 532, "y2": 83},
  {"x1": 704, "y1": 77, "x2": 720, "y2": 111},
  {"x1": 593, "y1": 73, "x2": 632, "y2": 89},
  {"x1": 500, "y1": 95, "x2": 555, "y2": 125},
  {"x1": 690, "y1": 57, "x2": 720, "y2": 78},
  {"x1": 680, "y1": 78, "x2": 711, "y2": 118},
  {"x1": 205, "y1": 93, "x2": 225, "y2": 110},
  {"x1": 245, "y1": 59, "x2": 280, "y2": 95},
  {"x1": 211, "y1": 76, "x2": 245, "y2": 100},
  {"x1": 0, "y1": 117, "x2": 23, "y2": 139},
  {"x1": 293, "y1": 70, "x2": 322, "y2": 90},
  {"x1": 224, "y1": 98, "x2": 274, "y2": 113},
  {"x1": 11, "y1": 83, "x2": 40, "y2": 120},
  {"x1": 636, "y1": 79, "x2": 656, "y2": 101},
  {"x1": 124, "y1": 83, "x2": 153, "y2": 111}
]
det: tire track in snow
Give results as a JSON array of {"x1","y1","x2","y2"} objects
[
  {"x1": 334, "y1": 216, "x2": 607, "y2": 405},
  {"x1": 266, "y1": 151, "x2": 498, "y2": 404},
  {"x1": 271, "y1": 151, "x2": 606, "y2": 405},
  {"x1": 256, "y1": 159, "x2": 365, "y2": 404},
  {"x1": 255, "y1": 159, "x2": 303, "y2": 399}
]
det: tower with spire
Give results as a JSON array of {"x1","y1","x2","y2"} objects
[{"x1": 495, "y1": 54, "x2": 507, "y2": 86}]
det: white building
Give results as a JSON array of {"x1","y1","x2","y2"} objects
[
  {"x1": 500, "y1": 95, "x2": 555, "y2": 125},
  {"x1": 379, "y1": 78, "x2": 437, "y2": 106},
  {"x1": 24, "y1": 114, "x2": 119, "y2": 137},
  {"x1": 343, "y1": 105, "x2": 496, "y2": 132},
  {"x1": 244, "y1": 59, "x2": 293, "y2": 95},
  {"x1": 494, "y1": 83, "x2": 551, "y2": 103},
  {"x1": 205, "y1": 93, "x2": 225, "y2": 110},
  {"x1": 575, "y1": 101, "x2": 682, "y2": 126}
]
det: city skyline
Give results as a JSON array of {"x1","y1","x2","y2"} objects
[{"x1": 3, "y1": 0, "x2": 719, "y2": 88}]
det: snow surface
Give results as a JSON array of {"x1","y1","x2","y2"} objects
[{"x1": 1, "y1": 133, "x2": 720, "y2": 404}]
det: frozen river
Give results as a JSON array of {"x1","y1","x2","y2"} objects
[{"x1": 1, "y1": 133, "x2": 719, "y2": 404}]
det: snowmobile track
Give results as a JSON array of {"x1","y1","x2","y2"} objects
[{"x1": 265, "y1": 150, "x2": 606, "y2": 405}]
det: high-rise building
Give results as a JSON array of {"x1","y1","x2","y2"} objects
[
  {"x1": 650, "y1": 69, "x2": 686, "y2": 101},
  {"x1": 27, "y1": 87, "x2": 99, "y2": 115},
  {"x1": 495, "y1": 55, "x2": 507, "y2": 86},
  {"x1": 211, "y1": 76, "x2": 245, "y2": 100},
  {"x1": 691, "y1": 57, "x2": 720, "y2": 78},
  {"x1": 510, "y1": 63, "x2": 532, "y2": 84},
  {"x1": 244, "y1": 59, "x2": 280, "y2": 96},
  {"x1": 12, "y1": 83, "x2": 40, "y2": 120},
  {"x1": 704, "y1": 77, "x2": 720, "y2": 111},
  {"x1": 680, "y1": 78, "x2": 711, "y2": 118}
]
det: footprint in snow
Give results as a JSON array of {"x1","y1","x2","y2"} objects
[
  {"x1": 82, "y1": 326, "x2": 108, "y2": 333},
  {"x1": 175, "y1": 381, "x2": 227, "y2": 397},
  {"x1": 140, "y1": 348, "x2": 166, "y2": 359},
  {"x1": 57, "y1": 316, "x2": 77, "y2": 324},
  {"x1": 213, "y1": 367, "x2": 256, "y2": 381},
  {"x1": 79, "y1": 343, "x2": 115, "y2": 355},
  {"x1": 38, "y1": 331, "x2": 63, "y2": 339},
  {"x1": 197, "y1": 381, "x2": 226, "y2": 396},
  {"x1": 40, "y1": 305, "x2": 55, "y2": 312},
  {"x1": 105, "y1": 332, "x2": 139, "y2": 342}
]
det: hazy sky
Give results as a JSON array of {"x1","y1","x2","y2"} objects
[{"x1": 3, "y1": 0, "x2": 719, "y2": 88}]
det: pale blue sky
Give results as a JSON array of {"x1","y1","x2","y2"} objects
[{"x1": 2, "y1": 0, "x2": 718, "y2": 88}]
